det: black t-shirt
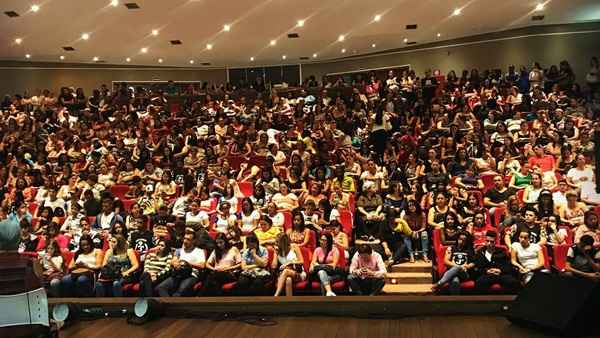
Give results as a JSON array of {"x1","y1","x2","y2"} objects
[
  {"x1": 567, "y1": 245, "x2": 598, "y2": 273},
  {"x1": 152, "y1": 214, "x2": 176, "y2": 228},
  {"x1": 425, "y1": 172, "x2": 449, "y2": 192},
  {"x1": 511, "y1": 223, "x2": 542, "y2": 244},
  {"x1": 129, "y1": 229, "x2": 154, "y2": 253},
  {"x1": 485, "y1": 188, "x2": 511, "y2": 204},
  {"x1": 18, "y1": 235, "x2": 39, "y2": 253},
  {"x1": 450, "y1": 245, "x2": 474, "y2": 266}
]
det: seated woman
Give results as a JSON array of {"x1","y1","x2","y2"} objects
[
  {"x1": 458, "y1": 192, "x2": 484, "y2": 225},
  {"x1": 271, "y1": 183, "x2": 299, "y2": 211},
  {"x1": 238, "y1": 197, "x2": 261, "y2": 235},
  {"x1": 185, "y1": 199, "x2": 210, "y2": 229},
  {"x1": 61, "y1": 235, "x2": 103, "y2": 297},
  {"x1": 138, "y1": 239, "x2": 173, "y2": 297},
  {"x1": 213, "y1": 201, "x2": 237, "y2": 234},
  {"x1": 400, "y1": 199, "x2": 429, "y2": 263},
  {"x1": 329, "y1": 185, "x2": 351, "y2": 211},
  {"x1": 327, "y1": 220, "x2": 349, "y2": 257},
  {"x1": 265, "y1": 202, "x2": 284, "y2": 231},
  {"x1": 202, "y1": 233, "x2": 242, "y2": 296},
  {"x1": 440, "y1": 212, "x2": 462, "y2": 246},
  {"x1": 540, "y1": 215, "x2": 568, "y2": 246},
  {"x1": 559, "y1": 191, "x2": 588, "y2": 228},
  {"x1": 455, "y1": 165, "x2": 484, "y2": 191},
  {"x1": 236, "y1": 233, "x2": 271, "y2": 296},
  {"x1": 39, "y1": 240, "x2": 65, "y2": 297},
  {"x1": 356, "y1": 181, "x2": 386, "y2": 241},
  {"x1": 431, "y1": 231, "x2": 475, "y2": 294},
  {"x1": 254, "y1": 215, "x2": 280, "y2": 247},
  {"x1": 95, "y1": 234, "x2": 139, "y2": 297},
  {"x1": 287, "y1": 210, "x2": 311, "y2": 249},
  {"x1": 309, "y1": 232, "x2": 341, "y2": 296},
  {"x1": 522, "y1": 172, "x2": 544, "y2": 205},
  {"x1": 508, "y1": 164, "x2": 532, "y2": 190},
  {"x1": 272, "y1": 233, "x2": 306, "y2": 297},
  {"x1": 511, "y1": 229, "x2": 545, "y2": 284}
]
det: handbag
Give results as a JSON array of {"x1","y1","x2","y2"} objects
[{"x1": 100, "y1": 263, "x2": 122, "y2": 281}]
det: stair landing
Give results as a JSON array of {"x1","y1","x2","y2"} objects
[{"x1": 383, "y1": 261, "x2": 433, "y2": 295}]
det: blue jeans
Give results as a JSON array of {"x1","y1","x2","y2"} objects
[
  {"x1": 156, "y1": 276, "x2": 199, "y2": 297},
  {"x1": 61, "y1": 274, "x2": 94, "y2": 297},
  {"x1": 48, "y1": 278, "x2": 61, "y2": 297},
  {"x1": 95, "y1": 279, "x2": 124, "y2": 297},
  {"x1": 436, "y1": 266, "x2": 468, "y2": 295},
  {"x1": 403, "y1": 231, "x2": 429, "y2": 257}
]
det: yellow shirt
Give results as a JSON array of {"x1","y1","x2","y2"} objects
[{"x1": 254, "y1": 227, "x2": 281, "y2": 244}]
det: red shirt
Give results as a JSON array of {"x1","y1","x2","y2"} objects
[{"x1": 528, "y1": 155, "x2": 555, "y2": 173}]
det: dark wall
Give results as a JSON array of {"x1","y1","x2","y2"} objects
[{"x1": 0, "y1": 66, "x2": 227, "y2": 96}]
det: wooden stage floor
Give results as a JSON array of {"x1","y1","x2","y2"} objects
[{"x1": 58, "y1": 315, "x2": 600, "y2": 338}]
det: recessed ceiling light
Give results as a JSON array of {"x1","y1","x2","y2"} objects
[
  {"x1": 341, "y1": 48, "x2": 346, "y2": 53},
  {"x1": 110, "y1": 0, "x2": 119, "y2": 7},
  {"x1": 223, "y1": 24, "x2": 230, "y2": 32},
  {"x1": 140, "y1": 47, "x2": 148, "y2": 53},
  {"x1": 270, "y1": 39, "x2": 276, "y2": 46},
  {"x1": 81, "y1": 33, "x2": 90, "y2": 40},
  {"x1": 59, "y1": 55, "x2": 65, "y2": 60},
  {"x1": 282, "y1": 55, "x2": 287, "y2": 60},
  {"x1": 189, "y1": 60, "x2": 195, "y2": 64},
  {"x1": 30, "y1": 5, "x2": 40, "y2": 12},
  {"x1": 4, "y1": 11, "x2": 20, "y2": 17},
  {"x1": 371, "y1": 43, "x2": 376, "y2": 48},
  {"x1": 312, "y1": 53, "x2": 317, "y2": 58},
  {"x1": 158, "y1": 58, "x2": 163, "y2": 63},
  {"x1": 15, "y1": 38, "x2": 22, "y2": 44},
  {"x1": 126, "y1": 57, "x2": 131, "y2": 62},
  {"x1": 25, "y1": 54, "x2": 31, "y2": 59},
  {"x1": 124, "y1": 3, "x2": 140, "y2": 10},
  {"x1": 403, "y1": 38, "x2": 408, "y2": 43},
  {"x1": 93, "y1": 56, "x2": 99, "y2": 62},
  {"x1": 374, "y1": 14, "x2": 381, "y2": 22},
  {"x1": 151, "y1": 29, "x2": 159, "y2": 36},
  {"x1": 206, "y1": 43, "x2": 213, "y2": 50},
  {"x1": 250, "y1": 56, "x2": 254, "y2": 61},
  {"x1": 338, "y1": 35, "x2": 345, "y2": 42},
  {"x1": 297, "y1": 19, "x2": 305, "y2": 27},
  {"x1": 437, "y1": 33, "x2": 442, "y2": 37},
  {"x1": 453, "y1": 8, "x2": 461, "y2": 16},
  {"x1": 535, "y1": 3, "x2": 545, "y2": 11}
]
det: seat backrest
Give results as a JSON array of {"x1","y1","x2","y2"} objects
[
  {"x1": 237, "y1": 181, "x2": 254, "y2": 197},
  {"x1": 552, "y1": 244, "x2": 570, "y2": 271},
  {"x1": 432, "y1": 228, "x2": 442, "y2": 251},
  {"x1": 540, "y1": 245, "x2": 551, "y2": 270},
  {"x1": 335, "y1": 245, "x2": 347, "y2": 269},
  {"x1": 282, "y1": 211, "x2": 293, "y2": 231},
  {"x1": 436, "y1": 245, "x2": 448, "y2": 276},
  {"x1": 339, "y1": 210, "x2": 353, "y2": 237},
  {"x1": 299, "y1": 246, "x2": 312, "y2": 272}
]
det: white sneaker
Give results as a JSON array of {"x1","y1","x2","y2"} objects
[{"x1": 326, "y1": 291, "x2": 336, "y2": 297}]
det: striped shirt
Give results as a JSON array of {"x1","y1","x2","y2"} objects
[{"x1": 143, "y1": 252, "x2": 172, "y2": 279}]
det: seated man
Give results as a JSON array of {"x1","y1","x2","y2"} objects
[
  {"x1": 564, "y1": 235, "x2": 600, "y2": 282},
  {"x1": 504, "y1": 206, "x2": 547, "y2": 248},
  {"x1": 156, "y1": 230, "x2": 205, "y2": 296},
  {"x1": 473, "y1": 231, "x2": 520, "y2": 292},
  {"x1": 348, "y1": 244, "x2": 386, "y2": 296}
]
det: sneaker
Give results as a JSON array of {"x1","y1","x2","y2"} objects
[{"x1": 326, "y1": 291, "x2": 336, "y2": 297}]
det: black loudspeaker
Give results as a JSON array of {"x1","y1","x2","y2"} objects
[{"x1": 505, "y1": 273, "x2": 600, "y2": 337}]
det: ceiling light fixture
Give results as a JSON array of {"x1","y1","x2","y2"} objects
[
  {"x1": 140, "y1": 47, "x2": 148, "y2": 53},
  {"x1": 270, "y1": 39, "x2": 276, "y2": 46},
  {"x1": 25, "y1": 54, "x2": 31, "y2": 59},
  {"x1": 453, "y1": 8, "x2": 462, "y2": 16},
  {"x1": 223, "y1": 24, "x2": 230, "y2": 32},
  {"x1": 437, "y1": 33, "x2": 442, "y2": 37},
  {"x1": 158, "y1": 58, "x2": 163, "y2": 63},
  {"x1": 206, "y1": 43, "x2": 213, "y2": 50},
  {"x1": 535, "y1": 3, "x2": 545, "y2": 11},
  {"x1": 371, "y1": 43, "x2": 376, "y2": 48},
  {"x1": 250, "y1": 56, "x2": 254, "y2": 61},
  {"x1": 30, "y1": 5, "x2": 40, "y2": 12},
  {"x1": 282, "y1": 55, "x2": 287, "y2": 60},
  {"x1": 93, "y1": 56, "x2": 99, "y2": 62},
  {"x1": 151, "y1": 29, "x2": 159, "y2": 36},
  {"x1": 297, "y1": 19, "x2": 305, "y2": 27},
  {"x1": 189, "y1": 60, "x2": 194, "y2": 64},
  {"x1": 312, "y1": 53, "x2": 317, "y2": 58},
  {"x1": 341, "y1": 48, "x2": 346, "y2": 53},
  {"x1": 126, "y1": 57, "x2": 131, "y2": 62},
  {"x1": 110, "y1": 0, "x2": 119, "y2": 7},
  {"x1": 338, "y1": 35, "x2": 345, "y2": 42},
  {"x1": 59, "y1": 55, "x2": 65, "y2": 60},
  {"x1": 374, "y1": 14, "x2": 381, "y2": 22},
  {"x1": 403, "y1": 38, "x2": 408, "y2": 43},
  {"x1": 81, "y1": 33, "x2": 90, "y2": 40},
  {"x1": 15, "y1": 38, "x2": 22, "y2": 44}
]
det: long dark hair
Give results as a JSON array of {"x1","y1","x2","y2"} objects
[
  {"x1": 214, "y1": 233, "x2": 232, "y2": 262},
  {"x1": 241, "y1": 197, "x2": 254, "y2": 215},
  {"x1": 319, "y1": 232, "x2": 334, "y2": 260},
  {"x1": 291, "y1": 210, "x2": 305, "y2": 231}
]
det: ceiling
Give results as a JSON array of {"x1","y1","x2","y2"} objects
[{"x1": 1, "y1": 0, "x2": 599, "y2": 68}]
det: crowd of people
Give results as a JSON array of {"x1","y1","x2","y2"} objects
[{"x1": 1, "y1": 56, "x2": 600, "y2": 298}]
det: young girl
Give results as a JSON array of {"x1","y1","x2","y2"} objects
[{"x1": 39, "y1": 240, "x2": 65, "y2": 297}]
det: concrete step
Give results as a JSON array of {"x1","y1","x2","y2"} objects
[
  {"x1": 382, "y1": 283, "x2": 433, "y2": 295},
  {"x1": 385, "y1": 272, "x2": 432, "y2": 284},
  {"x1": 390, "y1": 261, "x2": 432, "y2": 273}
]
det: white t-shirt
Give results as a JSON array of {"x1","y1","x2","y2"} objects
[
  {"x1": 552, "y1": 191, "x2": 568, "y2": 208},
  {"x1": 177, "y1": 247, "x2": 206, "y2": 266},
  {"x1": 567, "y1": 167, "x2": 594, "y2": 188},
  {"x1": 511, "y1": 242, "x2": 541, "y2": 270},
  {"x1": 240, "y1": 210, "x2": 261, "y2": 233},
  {"x1": 214, "y1": 214, "x2": 237, "y2": 233},
  {"x1": 268, "y1": 212, "x2": 285, "y2": 230},
  {"x1": 185, "y1": 211, "x2": 209, "y2": 226},
  {"x1": 581, "y1": 181, "x2": 600, "y2": 205}
]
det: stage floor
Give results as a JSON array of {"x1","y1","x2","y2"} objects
[{"x1": 58, "y1": 315, "x2": 596, "y2": 338}]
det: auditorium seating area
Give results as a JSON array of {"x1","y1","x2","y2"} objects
[{"x1": 2, "y1": 58, "x2": 600, "y2": 298}]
